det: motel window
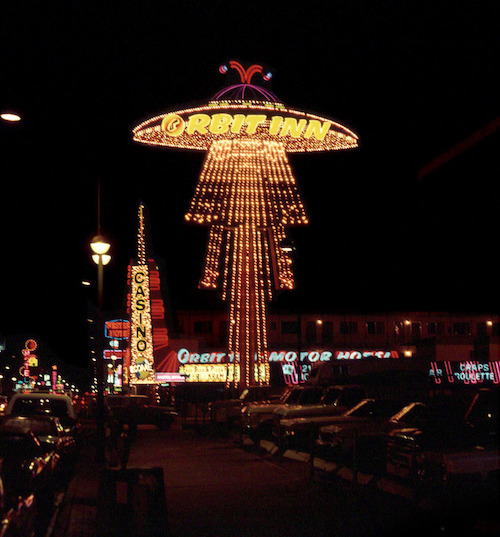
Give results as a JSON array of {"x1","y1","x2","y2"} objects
[
  {"x1": 411, "y1": 322, "x2": 421, "y2": 338},
  {"x1": 219, "y1": 321, "x2": 228, "y2": 344},
  {"x1": 340, "y1": 321, "x2": 357, "y2": 335},
  {"x1": 305, "y1": 321, "x2": 316, "y2": 344},
  {"x1": 193, "y1": 320, "x2": 213, "y2": 334},
  {"x1": 453, "y1": 322, "x2": 471, "y2": 336},
  {"x1": 476, "y1": 322, "x2": 487, "y2": 337},
  {"x1": 282, "y1": 321, "x2": 298, "y2": 335},
  {"x1": 322, "y1": 321, "x2": 334, "y2": 345},
  {"x1": 427, "y1": 322, "x2": 445, "y2": 336},
  {"x1": 367, "y1": 321, "x2": 385, "y2": 335}
]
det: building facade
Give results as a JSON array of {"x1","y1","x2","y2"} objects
[{"x1": 175, "y1": 310, "x2": 500, "y2": 362}]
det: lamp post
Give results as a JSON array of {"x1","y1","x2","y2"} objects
[{"x1": 90, "y1": 234, "x2": 111, "y2": 464}]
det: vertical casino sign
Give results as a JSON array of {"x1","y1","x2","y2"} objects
[{"x1": 129, "y1": 265, "x2": 155, "y2": 383}]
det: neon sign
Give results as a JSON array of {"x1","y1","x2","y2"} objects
[
  {"x1": 176, "y1": 348, "x2": 399, "y2": 364},
  {"x1": 105, "y1": 320, "x2": 130, "y2": 340},
  {"x1": 160, "y1": 111, "x2": 344, "y2": 141},
  {"x1": 129, "y1": 265, "x2": 155, "y2": 383},
  {"x1": 429, "y1": 361, "x2": 500, "y2": 384},
  {"x1": 179, "y1": 364, "x2": 267, "y2": 383},
  {"x1": 135, "y1": 104, "x2": 357, "y2": 153},
  {"x1": 103, "y1": 349, "x2": 126, "y2": 361},
  {"x1": 155, "y1": 372, "x2": 186, "y2": 383}
]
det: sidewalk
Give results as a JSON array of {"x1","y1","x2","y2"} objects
[{"x1": 50, "y1": 442, "x2": 99, "y2": 537}]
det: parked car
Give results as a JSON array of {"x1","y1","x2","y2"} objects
[
  {"x1": 209, "y1": 386, "x2": 282, "y2": 426},
  {"x1": 241, "y1": 386, "x2": 309, "y2": 439},
  {"x1": 1, "y1": 415, "x2": 76, "y2": 471},
  {"x1": 317, "y1": 400, "x2": 427, "y2": 472},
  {"x1": 105, "y1": 395, "x2": 177, "y2": 431},
  {"x1": 272, "y1": 384, "x2": 367, "y2": 436},
  {"x1": 0, "y1": 421, "x2": 59, "y2": 517},
  {"x1": 386, "y1": 389, "x2": 499, "y2": 496},
  {"x1": 0, "y1": 471, "x2": 37, "y2": 537},
  {"x1": 278, "y1": 398, "x2": 402, "y2": 452},
  {"x1": 6, "y1": 393, "x2": 78, "y2": 435},
  {"x1": 0, "y1": 397, "x2": 8, "y2": 415}
]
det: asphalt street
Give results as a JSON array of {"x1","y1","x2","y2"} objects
[{"x1": 125, "y1": 424, "x2": 437, "y2": 537}]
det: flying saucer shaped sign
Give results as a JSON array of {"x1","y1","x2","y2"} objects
[
  {"x1": 133, "y1": 102, "x2": 358, "y2": 153},
  {"x1": 133, "y1": 61, "x2": 358, "y2": 153}
]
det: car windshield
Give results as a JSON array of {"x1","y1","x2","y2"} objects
[
  {"x1": 347, "y1": 399, "x2": 402, "y2": 418},
  {"x1": 391, "y1": 403, "x2": 427, "y2": 425},
  {"x1": 28, "y1": 420, "x2": 59, "y2": 436},
  {"x1": 11, "y1": 398, "x2": 69, "y2": 419},
  {"x1": 281, "y1": 388, "x2": 302, "y2": 404},
  {"x1": 297, "y1": 389, "x2": 323, "y2": 405},
  {"x1": 0, "y1": 434, "x2": 40, "y2": 458}
]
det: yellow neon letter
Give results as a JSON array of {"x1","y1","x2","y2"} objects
[
  {"x1": 245, "y1": 114, "x2": 267, "y2": 134},
  {"x1": 279, "y1": 117, "x2": 307, "y2": 138},
  {"x1": 187, "y1": 114, "x2": 211, "y2": 135},
  {"x1": 304, "y1": 120, "x2": 331, "y2": 141},
  {"x1": 209, "y1": 113, "x2": 233, "y2": 134},
  {"x1": 269, "y1": 116, "x2": 283, "y2": 135},
  {"x1": 161, "y1": 114, "x2": 185, "y2": 137},
  {"x1": 230, "y1": 114, "x2": 246, "y2": 134}
]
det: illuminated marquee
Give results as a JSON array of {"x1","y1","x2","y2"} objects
[
  {"x1": 179, "y1": 363, "x2": 267, "y2": 383},
  {"x1": 129, "y1": 265, "x2": 155, "y2": 383}
]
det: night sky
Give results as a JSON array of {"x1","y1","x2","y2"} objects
[{"x1": 1, "y1": 1, "x2": 499, "y2": 369}]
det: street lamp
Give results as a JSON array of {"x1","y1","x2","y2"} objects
[{"x1": 90, "y1": 233, "x2": 111, "y2": 464}]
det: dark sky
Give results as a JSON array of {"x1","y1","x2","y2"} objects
[{"x1": 1, "y1": 1, "x2": 499, "y2": 367}]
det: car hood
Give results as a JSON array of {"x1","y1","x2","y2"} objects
[
  {"x1": 320, "y1": 417, "x2": 377, "y2": 435},
  {"x1": 246, "y1": 403, "x2": 283, "y2": 415},
  {"x1": 282, "y1": 415, "x2": 359, "y2": 429},
  {"x1": 275, "y1": 404, "x2": 345, "y2": 418}
]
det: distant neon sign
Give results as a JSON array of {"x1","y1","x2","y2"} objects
[
  {"x1": 429, "y1": 361, "x2": 500, "y2": 384},
  {"x1": 176, "y1": 348, "x2": 399, "y2": 364},
  {"x1": 103, "y1": 349, "x2": 126, "y2": 361},
  {"x1": 105, "y1": 320, "x2": 130, "y2": 340},
  {"x1": 155, "y1": 372, "x2": 186, "y2": 383}
]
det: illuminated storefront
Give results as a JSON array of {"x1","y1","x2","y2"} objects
[{"x1": 133, "y1": 61, "x2": 358, "y2": 388}]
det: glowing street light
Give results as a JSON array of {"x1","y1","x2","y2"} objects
[{"x1": 1, "y1": 112, "x2": 21, "y2": 122}]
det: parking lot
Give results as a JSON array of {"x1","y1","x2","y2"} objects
[{"x1": 72, "y1": 419, "x2": 494, "y2": 537}]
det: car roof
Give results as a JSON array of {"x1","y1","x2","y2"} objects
[{"x1": 7, "y1": 393, "x2": 76, "y2": 418}]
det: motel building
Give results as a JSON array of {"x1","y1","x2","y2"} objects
[{"x1": 169, "y1": 309, "x2": 500, "y2": 388}]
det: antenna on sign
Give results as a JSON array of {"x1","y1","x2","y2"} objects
[
  {"x1": 220, "y1": 61, "x2": 268, "y2": 84},
  {"x1": 137, "y1": 202, "x2": 147, "y2": 265}
]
